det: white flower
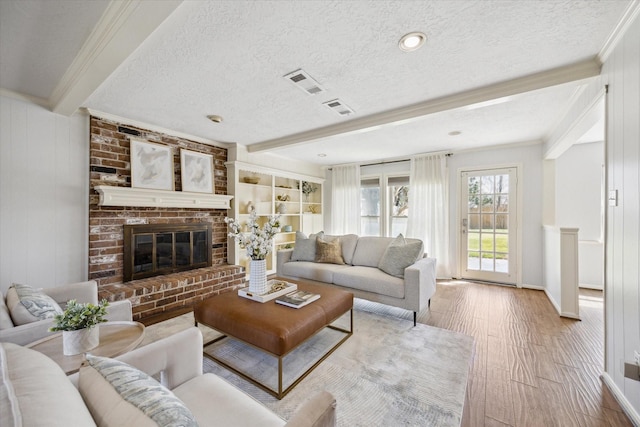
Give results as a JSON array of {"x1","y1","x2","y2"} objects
[{"x1": 225, "y1": 210, "x2": 281, "y2": 260}]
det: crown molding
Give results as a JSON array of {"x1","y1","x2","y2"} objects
[
  {"x1": 598, "y1": 0, "x2": 640, "y2": 63},
  {"x1": 50, "y1": 0, "x2": 182, "y2": 116},
  {"x1": 85, "y1": 108, "x2": 231, "y2": 148},
  {"x1": 248, "y1": 59, "x2": 601, "y2": 154},
  {"x1": 0, "y1": 88, "x2": 50, "y2": 109}
]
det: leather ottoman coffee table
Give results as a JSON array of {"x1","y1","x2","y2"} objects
[{"x1": 194, "y1": 279, "x2": 353, "y2": 399}]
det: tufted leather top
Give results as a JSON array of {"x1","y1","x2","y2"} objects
[{"x1": 194, "y1": 280, "x2": 353, "y2": 356}]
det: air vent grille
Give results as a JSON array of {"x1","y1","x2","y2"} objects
[
  {"x1": 284, "y1": 69, "x2": 325, "y2": 95},
  {"x1": 323, "y1": 99, "x2": 355, "y2": 116}
]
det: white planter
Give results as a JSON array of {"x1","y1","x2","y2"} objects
[
  {"x1": 62, "y1": 326, "x2": 100, "y2": 356},
  {"x1": 249, "y1": 259, "x2": 268, "y2": 295}
]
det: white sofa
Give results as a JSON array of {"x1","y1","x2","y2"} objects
[
  {"x1": 0, "y1": 280, "x2": 132, "y2": 346},
  {"x1": 277, "y1": 233, "x2": 436, "y2": 325},
  {"x1": 1, "y1": 327, "x2": 336, "y2": 427}
]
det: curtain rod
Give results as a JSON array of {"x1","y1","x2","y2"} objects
[{"x1": 329, "y1": 153, "x2": 452, "y2": 170}]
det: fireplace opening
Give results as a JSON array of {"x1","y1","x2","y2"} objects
[{"x1": 123, "y1": 223, "x2": 212, "y2": 282}]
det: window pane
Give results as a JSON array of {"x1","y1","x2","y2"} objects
[
  {"x1": 496, "y1": 214, "x2": 509, "y2": 231},
  {"x1": 391, "y1": 185, "x2": 409, "y2": 217},
  {"x1": 193, "y1": 231, "x2": 207, "y2": 264},
  {"x1": 133, "y1": 234, "x2": 153, "y2": 273},
  {"x1": 468, "y1": 214, "x2": 480, "y2": 231},
  {"x1": 481, "y1": 176, "x2": 494, "y2": 194},
  {"x1": 391, "y1": 216, "x2": 407, "y2": 236},
  {"x1": 468, "y1": 232, "x2": 480, "y2": 251},
  {"x1": 156, "y1": 233, "x2": 173, "y2": 268},
  {"x1": 361, "y1": 217, "x2": 380, "y2": 236},
  {"x1": 175, "y1": 232, "x2": 191, "y2": 266},
  {"x1": 496, "y1": 195, "x2": 509, "y2": 213},
  {"x1": 496, "y1": 174, "x2": 509, "y2": 193}
]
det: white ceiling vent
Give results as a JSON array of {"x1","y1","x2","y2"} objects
[
  {"x1": 323, "y1": 99, "x2": 355, "y2": 116},
  {"x1": 283, "y1": 69, "x2": 325, "y2": 95}
]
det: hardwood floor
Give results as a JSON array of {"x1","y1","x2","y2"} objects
[{"x1": 418, "y1": 280, "x2": 632, "y2": 427}]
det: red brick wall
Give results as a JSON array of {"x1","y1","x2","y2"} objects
[{"x1": 89, "y1": 116, "x2": 243, "y2": 321}]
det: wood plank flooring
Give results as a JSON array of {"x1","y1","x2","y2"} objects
[{"x1": 417, "y1": 280, "x2": 632, "y2": 427}]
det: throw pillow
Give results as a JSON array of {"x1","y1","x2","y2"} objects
[
  {"x1": 79, "y1": 354, "x2": 197, "y2": 427},
  {"x1": 5, "y1": 283, "x2": 63, "y2": 326},
  {"x1": 291, "y1": 231, "x2": 324, "y2": 262},
  {"x1": 315, "y1": 237, "x2": 345, "y2": 265},
  {"x1": 378, "y1": 234, "x2": 424, "y2": 278}
]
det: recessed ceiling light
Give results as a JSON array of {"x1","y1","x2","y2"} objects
[
  {"x1": 448, "y1": 131, "x2": 461, "y2": 136},
  {"x1": 207, "y1": 115, "x2": 223, "y2": 123},
  {"x1": 399, "y1": 32, "x2": 426, "y2": 52},
  {"x1": 318, "y1": 153, "x2": 327, "y2": 157}
]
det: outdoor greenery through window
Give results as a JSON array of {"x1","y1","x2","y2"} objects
[{"x1": 360, "y1": 175, "x2": 409, "y2": 237}]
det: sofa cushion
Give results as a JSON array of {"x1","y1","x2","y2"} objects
[
  {"x1": 173, "y1": 373, "x2": 285, "y2": 427},
  {"x1": 322, "y1": 234, "x2": 358, "y2": 265},
  {"x1": 0, "y1": 292, "x2": 14, "y2": 330},
  {"x1": 79, "y1": 354, "x2": 197, "y2": 427},
  {"x1": 5, "y1": 284, "x2": 63, "y2": 326},
  {"x1": 378, "y1": 234, "x2": 424, "y2": 278},
  {"x1": 291, "y1": 231, "x2": 324, "y2": 262},
  {"x1": 282, "y1": 261, "x2": 350, "y2": 283},
  {"x1": 315, "y1": 237, "x2": 345, "y2": 265},
  {"x1": 333, "y1": 266, "x2": 405, "y2": 299},
  {"x1": 0, "y1": 342, "x2": 96, "y2": 427},
  {"x1": 351, "y1": 236, "x2": 395, "y2": 267}
]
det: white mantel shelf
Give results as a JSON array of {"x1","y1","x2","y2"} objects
[{"x1": 95, "y1": 185, "x2": 233, "y2": 209}]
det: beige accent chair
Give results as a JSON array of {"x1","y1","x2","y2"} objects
[
  {"x1": 1, "y1": 327, "x2": 336, "y2": 426},
  {"x1": 0, "y1": 280, "x2": 132, "y2": 346}
]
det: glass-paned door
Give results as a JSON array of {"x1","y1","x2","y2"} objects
[{"x1": 460, "y1": 168, "x2": 517, "y2": 284}]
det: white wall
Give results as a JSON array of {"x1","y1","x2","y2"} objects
[
  {"x1": 601, "y1": 12, "x2": 640, "y2": 416},
  {"x1": 556, "y1": 141, "x2": 604, "y2": 288},
  {"x1": 448, "y1": 143, "x2": 544, "y2": 287},
  {"x1": 0, "y1": 95, "x2": 89, "y2": 293}
]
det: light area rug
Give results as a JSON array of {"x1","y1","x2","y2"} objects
[{"x1": 142, "y1": 300, "x2": 474, "y2": 427}]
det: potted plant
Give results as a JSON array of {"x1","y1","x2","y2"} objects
[{"x1": 50, "y1": 299, "x2": 109, "y2": 355}]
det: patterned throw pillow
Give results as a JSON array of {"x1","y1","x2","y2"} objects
[
  {"x1": 79, "y1": 354, "x2": 198, "y2": 427},
  {"x1": 315, "y1": 236, "x2": 345, "y2": 265},
  {"x1": 5, "y1": 283, "x2": 63, "y2": 326},
  {"x1": 378, "y1": 234, "x2": 424, "y2": 278}
]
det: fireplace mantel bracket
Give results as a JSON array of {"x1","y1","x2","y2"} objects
[{"x1": 95, "y1": 185, "x2": 233, "y2": 209}]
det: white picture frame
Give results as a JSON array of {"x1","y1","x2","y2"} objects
[
  {"x1": 180, "y1": 149, "x2": 214, "y2": 193},
  {"x1": 130, "y1": 139, "x2": 174, "y2": 191}
]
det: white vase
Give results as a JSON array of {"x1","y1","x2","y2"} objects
[
  {"x1": 62, "y1": 326, "x2": 100, "y2": 356},
  {"x1": 249, "y1": 259, "x2": 268, "y2": 295}
]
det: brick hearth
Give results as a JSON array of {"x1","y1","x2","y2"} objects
[{"x1": 89, "y1": 116, "x2": 243, "y2": 321}]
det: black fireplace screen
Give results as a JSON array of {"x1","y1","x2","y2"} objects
[{"x1": 123, "y1": 223, "x2": 212, "y2": 282}]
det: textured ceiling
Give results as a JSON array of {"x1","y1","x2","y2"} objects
[
  {"x1": 0, "y1": 0, "x2": 632, "y2": 166},
  {"x1": 0, "y1": 0, "x2": 110, "y2": 100}
]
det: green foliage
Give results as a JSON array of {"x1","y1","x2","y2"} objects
[{"x1": 49, "y1": 299, "x2": 109, "y2": 331}]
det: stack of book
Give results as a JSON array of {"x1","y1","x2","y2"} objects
[{"x1": 275, "y1": 290, "x2": 320, "y2": 309}]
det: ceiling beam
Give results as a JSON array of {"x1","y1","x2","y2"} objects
[
  {"x1": 50, "y1": 0, "x2": 182, "y2": 116},
  {"x1": 248, "y1": 59, "x2": 601, "y2": 153}
]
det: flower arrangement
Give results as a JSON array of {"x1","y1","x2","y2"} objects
[
  {"x1": 225, "y1": 210, "x2": 281, "y2": 260},
  {"x1": 49, "y1": 299, "x2": 109, "y2": 331},
  {"x1": 300, "y1": 181, "x2": 317, "y2": 197}
]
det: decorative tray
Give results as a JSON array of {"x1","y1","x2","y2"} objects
[{"x1": 238, "y1": 280, "x2": 297, "y2": 303}]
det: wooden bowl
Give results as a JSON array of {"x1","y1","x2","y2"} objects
[{"x1": 243, "y1": 177, "x2": 261, "y2": 184}]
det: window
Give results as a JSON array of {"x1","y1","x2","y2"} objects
[
  {"x1": 388, "y1": 176, "x2": 409, "y2": 236},
  {"x1": 360, "y1": 175, "x2": 409, "y2": 237},
  {"x1": 360, "y1": 178, "x2": 380, "y2": 236}
]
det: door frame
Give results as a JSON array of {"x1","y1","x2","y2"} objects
[{"x1": 456, "y1": 163, "x2": 523, "y2": 287}]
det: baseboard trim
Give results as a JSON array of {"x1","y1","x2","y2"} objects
[
  {"x1": 601, "y1": 373, "x2": 640, "y2": 426},
  {"x1": 542, "y1": 288, "x2": 581, "y2": 319},
  {"x1": 579, "y1": 284, "x2": 604, "y2": 290},
  {"x1": 522, "y1": 284, "x2": 545, "y2": 290}
]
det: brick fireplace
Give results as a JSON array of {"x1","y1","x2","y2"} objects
[{"x1": 89, "y1": 116, "x2": 244, "y2": 323}]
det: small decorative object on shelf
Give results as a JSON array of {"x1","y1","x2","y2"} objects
[
  {"x1": 226, "y1": 210, "x2": 281, "y2": 294},
  {"x1": 277, "y1": 203, "x2": 287, "y2": 214},
  {"x1": 246, "y1": 200, "x2": 255, "y2": 213},
  {"x1": 300, "y1": 181, "x2": 317, "y2": 202},
  {"x1": 49, "y1": 299, "x2": 109, "y2": 356}
]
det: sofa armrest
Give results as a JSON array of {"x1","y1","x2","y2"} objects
[
  {"x1": 105, "y1": 299, "x2": 133, "y2": 322},
  {"x1": 44, "y1": 280, "x2": 99, "y2": 305},
  {"x1": 115, "y1": 327, "x2": 203, "y2": 389},
  {"x1": 276, "y1": 249, "x2": 294, "y2": 277},
  {"x1": 285, "y1": 391, "x2": 336, "y2": 427},
  {"x1": 0, "y1": 318, "x2": 57, "y2": 346},
  {"x1": 403, "y1": 257, "x2": 437, "y2": 312}
]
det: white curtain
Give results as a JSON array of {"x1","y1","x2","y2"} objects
[
  {"x1": 331, "y1": 165, "x2": 360, "y2": 235},
  {"x1": 407, "y1": 154, "x2": 450, "y2": 278}
]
